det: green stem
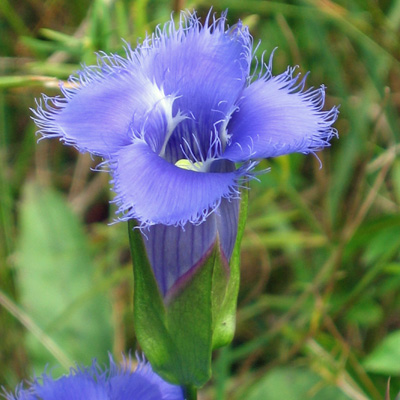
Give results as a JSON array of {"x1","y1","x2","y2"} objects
[{"x1": 183, "y1": 385, "x2": 197, "y2": 400}]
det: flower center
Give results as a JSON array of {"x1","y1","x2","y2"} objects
[{"x1": 175, "y1": 159, "x2": 205, "y2": 172}]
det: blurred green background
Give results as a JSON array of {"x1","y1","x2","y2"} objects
[{"x1": 1, "y1": 0, "x2": 399, "y2": 399}]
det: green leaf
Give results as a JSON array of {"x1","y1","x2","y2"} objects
[
  {"x1": 16, "y1": 182, "x2": 112, "y2": 375},
  {"x1": 243, "y1": 367, "x2": 351, "y2": 400},
  {"x1": 345, "y1": 298, "x2": 383, "y2": 327},
  {"x1": 363, "y1": 330, "x2": 400, "y2": 375}
]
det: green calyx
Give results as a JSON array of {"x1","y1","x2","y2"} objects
[{"x1": 128, "y1": 188, "x2": 248, "y2": 388}]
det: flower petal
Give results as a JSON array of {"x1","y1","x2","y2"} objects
[
  {"x1": 4, "y1": 356, "x2": 184, "y2": 400},
  {"x1": 223, "y1": 67, "x2": 339, "y2": 162},
  {"x1": 110, "y1": 357, "x2": 184, "y2": 400},
  {"x1": 142, "y1": 220, "x2": 216, "y2": 297},
  {"x1": 142, "y1": 196, "x2": 239, "y2": 297},
  {"x1": 111, "y1": 143, "x2": 242, "y2": 226},
  {"x1": 32, "y1": 374, "x2": 108, "y2": 400},
  {"x1": 134, "y1": 11, "x2": 253, "y2": 162},
  {"x1": 216, "y1": 195, "x2": 240, "y2": 261},
  {"x1": 33, "y1": 58, "x2": 173, "y2": 157}
]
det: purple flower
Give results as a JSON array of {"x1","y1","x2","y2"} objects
[
  {"x1": 33, "y1": 10, "x2": 338, "y2": 296},
  {"x1": 3, "y1": 356, "x2": 184, "y2": 400}
]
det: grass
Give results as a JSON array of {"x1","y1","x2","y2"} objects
[{"x1": 0, "y1": 0, "x2": 400, "y2": 399}]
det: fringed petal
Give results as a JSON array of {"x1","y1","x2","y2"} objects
[
  {"x1": 130, "y1": 10, "x2": 253, "y2": 163},
  {"x1": 4, "y1": 356, "x2": 183, "y2": 400},
  {"x1": 109, "y1": 358, "x2": 184, "y2": 400},
  {"x1": 110, "y1": 142, "x2": 246, "y2": 227},
  {"x1": 33, "y1": 58, "x2": 175, "y2": 158},
  {"x1": 223, "y1": 66, "x2": 339, "y2": 162},
  {"x1": 32, "y1": 374, "x2": 107, "y2": 400}
]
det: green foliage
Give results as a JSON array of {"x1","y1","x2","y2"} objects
[
  {"x1": 16, "y1": 182, "x2": 113, "y2": 374},
  {"x1": 0, "y1": 0, "x2": 399, "y2": 399},
  {"x1": 364, "y1": 331, "x2": 400, "y2": 376},
  {"x1": 243, "y1": 367, "x2": 352, "y2": 400}
]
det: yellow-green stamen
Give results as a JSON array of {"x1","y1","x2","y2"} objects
[{"x1": 175, "y1": 159, "x2": 205, "y2": 171}]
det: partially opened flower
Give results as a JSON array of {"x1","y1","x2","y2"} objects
[
  {"x1": 3, "y1": 356, "x2": 184, "y2": 400},
  {"x1": 33, "y1": 10, "x2": 338, "y2": 296}
]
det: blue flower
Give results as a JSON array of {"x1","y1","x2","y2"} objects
[
  {"x1": 3, "y1": 356, "x2": 184, "y2": 400},
  {"x1": 33, "y1": 10, "x2": 338, "y2": 295}
]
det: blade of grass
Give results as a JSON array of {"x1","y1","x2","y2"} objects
[
  {"x1": 0, "y1": 290, "x2": 74, "y2": 370},
  {"x1": 0, "y1": 0, "x2": 30, "y2": 37}
]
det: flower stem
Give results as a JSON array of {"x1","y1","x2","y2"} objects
[{"x1": 184, "y1": 385, "x2": 197, "y2": 400}]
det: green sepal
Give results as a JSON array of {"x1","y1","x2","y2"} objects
[
  {"x1": 128, "y1": 220, "x2": 214, "y2": 386},
  {"x1": 128, "y1": 188, "x2": 249, "y2": 387},
  {"x1": 128, "y1": 220, "x2": 175, "y2": 370},
  {"x1": 212, "y1": 187, "x2": 248, "y2": 349}
]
